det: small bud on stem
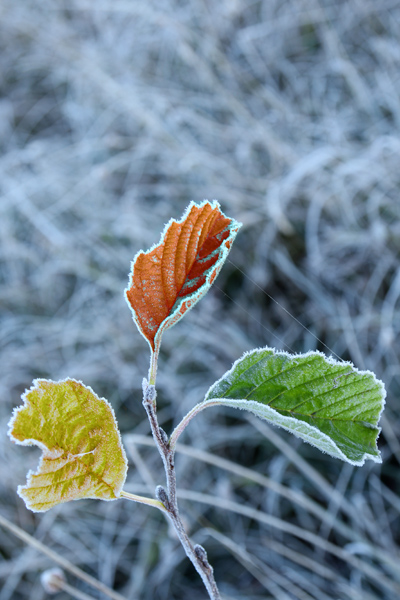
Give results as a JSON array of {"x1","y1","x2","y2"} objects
[
  {"x1": 194, "y1": 544, "x2": 212, "y2": 570},
  {"x1": 155, "y1": 485, "x2": 170, "y2": 509},
  {"x1": 159, "y1": 427, "x2": 169, "y2": 446},
  {"x1": 142, "y1": 378, "x2": 157, "y2": 406}
]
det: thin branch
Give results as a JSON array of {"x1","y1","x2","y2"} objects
[{"x1": 141, "y1": 379, "x2": 221, "y2": 600}]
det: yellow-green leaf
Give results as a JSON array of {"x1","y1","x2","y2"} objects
[{"x1": 8, "y1": 378, "x2": 128, "y2": 512}]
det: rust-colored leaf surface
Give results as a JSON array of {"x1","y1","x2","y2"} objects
[{"x1": 125, "y1": 201, "x2": 241, "y2": 352}]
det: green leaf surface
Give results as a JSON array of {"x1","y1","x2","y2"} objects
[
  {"x1": 205, "y1": 348, "x2": 386, "y2": 465},
  {"x1": 8, "y1": 379, "x2": 128, "y2": 512}
]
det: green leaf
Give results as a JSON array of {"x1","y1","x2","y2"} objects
[
  {"x1": 8, "y1": 379, "x2": 128, "y2": 512},
  {"x1": 205, "y1": 348, "x2": 386, "y2": 465}
]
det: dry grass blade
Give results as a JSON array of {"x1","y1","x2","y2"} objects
[
  {"x1": 123, "y1": 483, "x2": 400, "y2": 597},
  {"x1": 2, "y1": 0, "x2": 400, "y2": 597},
  {"x1": 124, "y1": 433, "x2": 375, "y2": 545},
  {"x1": 0, "y1": 514, "x2": 126, "y2": 600}
]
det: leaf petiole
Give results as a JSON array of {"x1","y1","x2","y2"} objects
[
  {"x1": 169, "y1": 400, "x2": 223, "y2": 452},
  {"x1": 148, "y1": 344, "x2": 160, "y2": 386},
  {"x1": 120, "y1": 490, "x2": 167, "y2": 512}
]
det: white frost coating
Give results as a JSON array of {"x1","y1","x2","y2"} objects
[
  {"x1": 204, "y1": 346, "x2": 386, "y2": 467},
  {"x1": 204, "y1": 398, "x2": 381, "y2": 467},
  {"x1": 7, "y1": 378, "x2": 128, "y2": 512},
  {"x1": 124, "y1": 200, "x2": 242, "y2": 352}
]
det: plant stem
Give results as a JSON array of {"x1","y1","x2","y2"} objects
[{"x1": 142, "y1": 380, "x2": 221, "y2": 600}]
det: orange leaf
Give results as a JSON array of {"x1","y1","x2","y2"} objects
[{"x1": 125, "y1": 201, "x2": 241, "y2": 353}]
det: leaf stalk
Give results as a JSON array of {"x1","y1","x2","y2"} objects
[
  {"x1": 148, "y1": 346, "x2": 159, "y2": 386},
  {"x1": 120, "y1": 490, "x2": 167, "y2": 512},
  {"x1": 169, "y1": 399, "x2": 223, "y2": 451}
]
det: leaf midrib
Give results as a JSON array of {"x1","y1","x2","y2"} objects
[
  {"x1": 30, "y1": 448, "x2": 118, "y2": 494},
  {"x1": 265, "y1": 387, "x2": 378, "y2": 424},
  {"x1": 218, "y1": 355, "x2": 375, "y2": 424}
]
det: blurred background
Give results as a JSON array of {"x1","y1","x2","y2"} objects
[{"x1": 1, "y1": 1, "x2": 400, "y2": 598}]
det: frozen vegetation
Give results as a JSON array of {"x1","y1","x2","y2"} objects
[{"x1": 1, "y1": 1, "x2": 400, "y2": 599}]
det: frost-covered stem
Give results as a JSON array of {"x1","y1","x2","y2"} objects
[
  {"x1": 169, "y1": 399, "x2": 223, "y2": 452},
  {"x1": 142, "y1": 379, "x2": 221, "y2": 600}
]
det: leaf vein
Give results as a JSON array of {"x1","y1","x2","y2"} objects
[
  {"x1": 241, "y1": 356, "x2": 328, "y2": 400},
  {"x1": 265, "y1": 370, "x2": 353, "y2": 409}
]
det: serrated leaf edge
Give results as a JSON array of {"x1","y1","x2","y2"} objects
[
  {"x1": 204, "y1": 347, "x2": 386, "y2": 467},
  {"x1": 124, "y1": 199, "x2": 242, "y2": 352},
  {"x1": 7, "y1": 378, "x2": 128, "y2": 512}
]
